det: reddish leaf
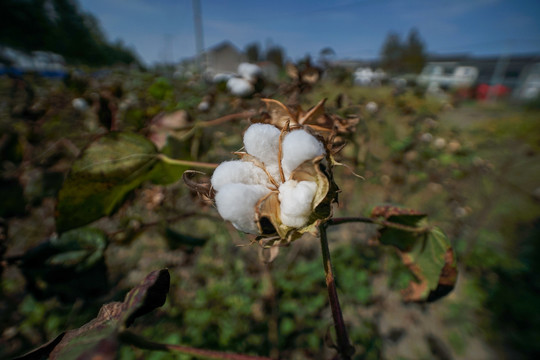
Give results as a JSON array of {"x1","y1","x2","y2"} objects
[{"x1": 371, "y1": 205, "x2": 426, "y2": 224}]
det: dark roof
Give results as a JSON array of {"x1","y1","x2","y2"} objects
[{"x1": 205, "y1": 41, "x2": 241, "y2": 54}]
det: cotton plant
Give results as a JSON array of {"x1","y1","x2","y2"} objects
[
  {"x1": 183, "y1": 98, "x2": 458, "y2": 359},
  {"x1": 39, "y1": 96, "x2": 458, "y2": 360}
]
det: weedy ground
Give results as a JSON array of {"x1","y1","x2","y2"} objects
[{"x1": 1, "y1": 72, "x2": 539, "y2": 360}]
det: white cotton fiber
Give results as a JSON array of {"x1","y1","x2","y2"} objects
[
  {"x1": 211, "y1": 160, "x2": 271, "y2": 191},
  {"x1": 215, "y1": 183, "x2": 270, "y2": 234},
  {"x1": 278, "y1": 180, "x2": 317, "y2": 228},
  {"x1": 243, "y1": 124, "x2": 281, "y2": 169},
  {"x1": 238, "y1": 62, "x2": 262, "y2": 82},
  {"x1": 281, "y1": 130, "x2": 325, "y2": 179},
  {"x1": 227, "y1": 77, "x2": 254, "y2": 97},
  {"x1": 213, "y1": 73, "x2": 234, "y2": 83}
]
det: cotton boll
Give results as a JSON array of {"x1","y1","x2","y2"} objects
[
  {"x1": 420, "y1": 132, "x2": 433, "y2": 143},
  {"x1": 197, "y1": 100, "x2": 210, "y2": 112},
  {"x1": 278, "y1": 180, "x2": 317, "y2": 228},
  {"x1": 211, "y1": 160, "x2": 271, "y2": 191},
  {"x1": 72, "y1": 97, "x2": 88, "y2": 111},
  {"x1": 433, "y1": 137, "x2": 446, "y2": 149},
  {"x1": 281, "y1": 130, "x2": 325, "y2": 179},
  {"x1": 243, "y1": 124, "x2": 281, "y2": 169},
  {"x1": 227, "y1": 77, "x2": 254, "y2": 97},
  {"x1": 365, "y1": 101, "x2": 378, "y2": 114},
  {"x1": 215, "y1": 183, "x2": 270, "y2": 234},
  {"x1": 238, "y1": 62, "x2": 262, "y2": 82},
  {"x1": 213, "y1": 73, "x2": 233, "y2": 83}
]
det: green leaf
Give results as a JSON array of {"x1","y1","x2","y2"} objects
[
  {"x1": 148, "y1": 158, "x2": 190, "y2": 186},
  {"x1": 16, "y1": 269, "x2": 170, "y2": 360},
  {"x1": 372, "y1": 205, "x2": 426, "y2": 251},
  {"x1": 56, "y1": 132, "x2": 187, "y2": 233},
  {"x1": 400, "y1": 227, "x2": 458, "y2": 302},
  {"x1": 56, "y1": 132, "x2": 158, "y2": 232},
  {"x1": 19, "y1": 227, "x2": 108, "y2": 301}
]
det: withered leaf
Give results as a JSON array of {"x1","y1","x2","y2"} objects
[
  {"x1": 260, "y1": 98, "x2": 295, "y2": 129},
  {"x1": 20, "y1": 269, "x2": 170, "y2": 360}
]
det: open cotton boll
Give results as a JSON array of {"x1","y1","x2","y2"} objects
[
  {"x1": 238, "y1": 62, "x2": 262, "y2": 82},
  {"x1": 211, "y1": 160, "x2": 271, "y2": 191},
  {"x1": 215, "y1": 183, "x2": 270, "y2": 234},
  {"x1": 227, "y1": 77, "x2": 254, "y2": 97},
  {"x1": 281, "y1": 130, "x2": 325, "y2": 179},
  {"x1": 278, "y1": 180, "x2": 317, "y2": 228},
  {"x1": 243, "y1": 124, "x2": 281, "y2": 168}
]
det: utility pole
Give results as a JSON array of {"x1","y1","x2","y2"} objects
[
  {"x1": 487, "y1": 40, "x2": 511, "y2": 101},
  {"x1": 192, "y1": 0, "x2": 205, "y2": 74}
]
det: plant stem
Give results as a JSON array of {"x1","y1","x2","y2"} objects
[
  {"x1": 329, "y1": 217, "x2": 430, "y2": 234},
  {"x1": 176, "y1": 110, "x2": 256, "y2": 131},
  {"x1": 328, "y1": 216, "x2": 375, "y2": 226},
  {"x1": 158, "y1": 154, "x2": 218, "y2": 169},
  {"x1": 318, "y1": 223, "x2": 354, "y2": 359}
]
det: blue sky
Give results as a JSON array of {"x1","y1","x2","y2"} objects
[{"x1": 78, "y1": 0, "x2": 540, "y2": 65}]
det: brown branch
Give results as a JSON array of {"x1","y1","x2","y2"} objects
[
  {"x1": 119, "y1": 330, "x2": 273, "y2": 360},
  {"x1": 329, "y1": 217, "x2": 430, "y2": 234},
  {"x1": 177, "y1": 111, "x2": 256, "y2": 131}
]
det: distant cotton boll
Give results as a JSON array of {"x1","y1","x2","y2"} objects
[
  {"x1": 404, "y1": 150, "x2": 418, "y2": 162},
  {"x1": 215, "y1": 183, "x2": 270, "y2": 234},
  {"x1": 365, "y1": 101, "x2": 378, "y2": 114},
  {"x1": 213, "y1": 73, "x2": 233, "y2": 83},
  {"x1": 420, "y1": 133, "x2": 433, "y2": 143},
  {"x1": 448, "y1": 140, "x2": 461, "y2": 153},
  {"x1": 278, "y1": 180, "x2": 317, "y2": 228},
  {"x1": 211, "y1": 160, "x2": 271, "y2": 191},
  {"x1": 72, "y1": 97, "x2": 88, "y2": 111},
  {"x1": 428, "y1": 182, "x2": 443, "y2": 193},
  {"x1": 454, "y1": 206, "x2": 468, "y2": 218},
  {"x1": 197, "y1": 100, "x2": 210, "y2": 112},
  {"x1": 243, "y1": 124, "x2": 281, "y2": 168},
  {"x1": 433, "y1": 137, "x2": 446, "y2": 149},
  {"x1": 424, "y1": 117, "x2": 438, "y2": 129},
  {"x1": 227, "y1": 77, "x2": 254, "y2": 97},
  {"x1": 472, "y1": 156, "x2": 485, "y2": 167},
  {"x1": 281, "y1": 130, "x2": 325, "y2": 179},
  {"x1": 238, "y1": 62, "x2": 262, "y2": 82}
]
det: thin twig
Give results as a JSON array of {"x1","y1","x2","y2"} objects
[
  {"x1": 177, "y1": 111, "x2": 256, "y2": 131},
  {"x1": 329, "y1": 217, "x2": 430, "y2": 234},
  {"x1": 328, "y1": 217, "x2": 375, "y2": 226},
  {"x1": 318, "y1": 223, "x2": 354, "y2": 359},
  {"x1": 119, "y1": 330, "x2": 273, "y2": 360}
]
